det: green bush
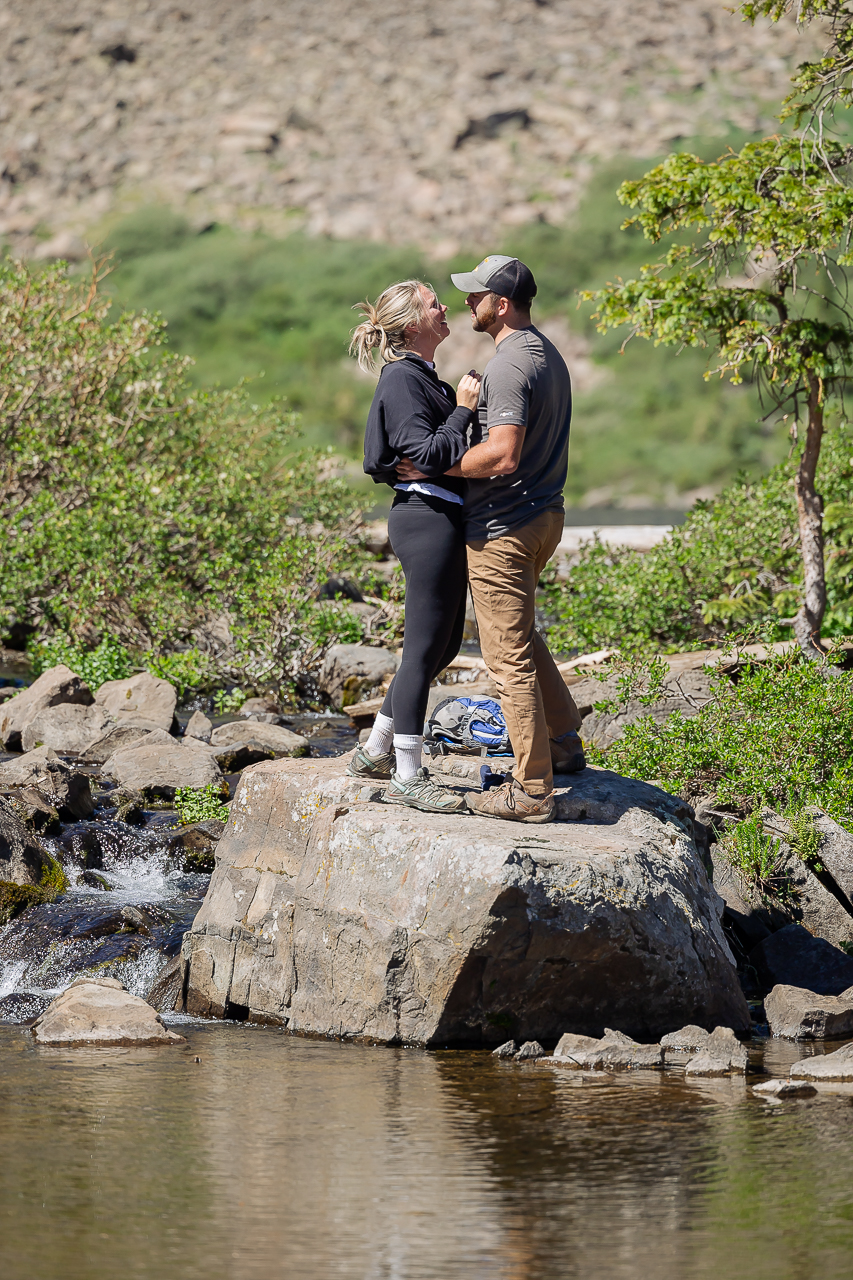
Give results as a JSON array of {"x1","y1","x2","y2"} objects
[
  {"x1": 174, "y1": 784, "x2": 230, "y2": 826},
  {"x1": 542, "y1": 419, "x2": 853, "y2": 654},
  {"x1": 30, "y1": 633, "x2": 134, "y2": 686}
]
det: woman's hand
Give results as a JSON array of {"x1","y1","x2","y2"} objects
[{"x1": 456, "y1": 369, "x2": 482, "y2": 411}]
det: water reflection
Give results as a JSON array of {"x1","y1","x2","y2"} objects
[{"x1": 1, "y1": 1026, "x2": 853, "y2": 1280}]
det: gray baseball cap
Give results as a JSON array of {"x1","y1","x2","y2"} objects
[{"x1": 450, "y1": 254, "x2": 537, "y2": 301}]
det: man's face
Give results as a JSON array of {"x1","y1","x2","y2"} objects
[{"x1": 466, "y1": 290, "x2": 501, "y2": 333}]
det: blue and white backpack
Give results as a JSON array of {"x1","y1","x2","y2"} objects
[{"x1": 424, "y1": 696, "x2": 512, "y2": 757}]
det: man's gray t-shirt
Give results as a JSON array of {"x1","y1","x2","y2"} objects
[{"x1": 464, "y1": 326, "x2": 571, "y2": 541}]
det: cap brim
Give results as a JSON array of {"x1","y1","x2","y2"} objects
[{"x1": 450, "y1": 271, "x2": 488, "y2": 293}]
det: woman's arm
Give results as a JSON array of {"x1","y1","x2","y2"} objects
[{"x1": 383, "y1": 371, "x2": 473, "y2": 477}]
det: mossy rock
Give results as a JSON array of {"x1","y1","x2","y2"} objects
[{"x1": 0, "y1": 851, "x2": 68, "y2": 924}]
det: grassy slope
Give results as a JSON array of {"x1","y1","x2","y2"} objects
[{"x1": 102, "y1": 144, "x2": 783, "y2": 505}]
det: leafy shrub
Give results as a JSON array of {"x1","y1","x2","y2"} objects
[
  {"x1": 30, "y1": 633, "x2": 134, "y2": 687},
  {"x1": 144, "y1": 649, "x2": 218, "y2": 700},
  {"x1": 308, "y1": 602, "x2": 364, "y2": 648},
  {"x1": 719, "y1": 813, "x2": 782, "y2": 888},
  {"x1": 174, "y1": 784, "x2": 229, "y2": 826},
  {"x1": 542, "y1": 420, "x2": 853, "y2": 654}
]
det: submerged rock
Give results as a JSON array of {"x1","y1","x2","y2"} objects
[
  {"x1": 684, "y1": 1026, "x2": 748, "y2": 1076},
  {"x1": 179, "y1": 756, "x2": 749, "y2": 1045},
  {"x1": 549, "y1": 1031, "x2": 663, "y2": 1070},
  {"x1": 94, "y1": 672, "x2": 177, "y2": 732},
  {"x1": 764, "y1": 983, "x2": 853, "y2": 1040},
  {"x1": 32, "y1": 976, "x2": 185, "y2": 1046},
  {"x1": 491, "y1": 1039, "x2": 517, "y2": 1059},
  {"x1": 21, "y1": 702, "x2": 114, "y2": 754},
  {"x1": 752, "y1": 1078, "x2": 817, "y2": 1098},
  {"x1": 0, "y1": 664, "x2": 93, "y2": 750},
  {"x1": 749, "y1": 924, "x2": 853, "y2": 996}
]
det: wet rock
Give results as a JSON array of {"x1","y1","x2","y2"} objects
[
  {"x1": 0, "y1": 796, "x2": 64, "y2": 890},
  {"x1": 76, "y1": 870, "x2": 110, "y2": 891},
  {"x1": 660, "y1": 1025, "x2": 711, "y2": 1051},
  {"x1": 515, "y1": 1040, "x2": 545, "y2": 1061},
  {"x1": 146, "y1": 955, "x2": 184, "y2": 1012},
  {"x1": 492, "y1": 1039, "x2": 517, "y2": 1059},
  {"x1": 184, "y1": 709, "x2": 213, "y2": 743},
  {"x1": 208, "y1": 719, "x2": 309, "y2": 758},
  {"x1": 165, "y1": 819, "x2": 224, "y2": 873},
  {"x1": 0, "y1": 664, "x2": 93, "y2": 750},
  {"x1": 21, "y1": 702, "x2": 114, "y2": 755},
  {"x1": 32, "y1": 977, "x2": 185, "y2": 1046},
  {"x1": 790, "y1": 1043, "x2": 853, "y2": 1081},
  {"x1": 764, "y1": 983, "x2": 853, "y2": 1040},
  {"x1": 553, "y1": 1032, "x2": 601, "y2": 1061},
  {"x1": 573, "y1": 1034, "x2": 664, "y2": 1071},
  {"x1": 181, "y1": 758, "x2": 749, "y2": 1043},
  {"x1": 103, "y1": 738, "x2": 223, "y2": 799},
  {"x1": 104, "y1": 787, "x2": 146, "y2": 825},
  {"x1": 0, "y1": 747, "x2": 95, "y2": 820},
  {"x1": 685, "y1": 1026, "x2": 748, "y2": 1076},
  {"x1": 94, "y1": 672, "x2": 177, "y2": 732},
  {"x1": 748, "y1": 923, "x2": 853, "y2": 996},
  {"x1": 239, "y1": 697, "x2": 283, "y2": 718},
  {"x1": 752, "y1": 1078, "x2": 817, "y2": 1098},
  {"x1": 5, "y1": 787, "x2": 61, "y2": 834},
  {"x1": 82, "y1": 722, "x2": 152, "y2": 765},
  {"x1": 318, "y1": 644, "x2": 400, "y2": 710}
]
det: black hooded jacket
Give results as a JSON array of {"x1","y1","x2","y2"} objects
[{"x1": 362, "y1": 353, "x2": 472, "y2": 497}]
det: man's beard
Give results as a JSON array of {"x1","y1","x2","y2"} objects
[{"x1": 471, "y1": 294, "x2": 499, "y2": 332}]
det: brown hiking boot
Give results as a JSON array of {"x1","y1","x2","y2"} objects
[
  {"x1": 550, "y1": 730, "x2": 586, "y2": 775},
  {"x1": 465, "y1": 778, "x2": 555, "y2": 824}
]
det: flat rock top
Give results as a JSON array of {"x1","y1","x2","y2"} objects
[{"x1": 32, "y1": 979, "x2": 185, "y2": 1046}]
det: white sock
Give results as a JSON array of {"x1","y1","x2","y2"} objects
[
  {"x1": 365, "y1": 712, "x2": 394, "y2": 757},
  {"x1": 393, "y1": 734, "x2": 423, "y2": 780}
]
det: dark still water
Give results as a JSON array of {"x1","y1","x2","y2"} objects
[{"x1": 2, "y1": 1025, "x2": 853, "y2": 1280}]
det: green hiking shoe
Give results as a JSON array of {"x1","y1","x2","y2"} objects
[
  {"x1": 347, "y1": 744, "x2": 396, "y2": 780},
  {"x1": 385, "y1": 767, "x2": 468, "y2": 814}
]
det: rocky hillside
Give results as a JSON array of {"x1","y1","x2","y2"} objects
[{"x1": 0, "y1": 0, "x2": 819, "y2": 256}]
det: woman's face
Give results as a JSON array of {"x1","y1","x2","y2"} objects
[{"x1": 414, "y1": 287, "x2": 450, "y2": 346}]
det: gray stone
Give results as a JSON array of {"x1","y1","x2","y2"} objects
[
  {"x1": 103, "y1": 738, "x2": 223, "y2": 798},
  {"x1": 184, "y1": 709, "x2": 213, "y2": 743},
  {"x1": 764, "y1": 983, "x2": 853, "y2": 1040},
  {"x1": 749, "y1": 923, "x2": 853, "y2": 996},
  {"x1": 239, "y1": 697, "x2": 283, "y2": 718},
  {"x1": 710, "y1": 849, "x2": 772, "y2": 946},
  {"x1": 773, "y1": 845, "x2": 853, "y2": 950},
  {"x1": 94, "y1": 672, "x2": 177, "y2": 731},
  {"x1": 577, "y1": 667, "x2": 713, "y2": 750},
  {"x1": 179, "y1": 759, "x2": 749, "y2": 1044},
  {"x1": 685, "y1": 1026, "x2": 748, "y2": 1076},
  {"x1": 0, "y1": 797, "x2": 58, "y2": 887},
  {"x1": 209, "y1": 719, "x2": 309, "y2": 758},
  {"x1": 752, "y1": 1078, "x2": 817, "y2": 1098},
  {"x1": 812, "y1": 812, "x2": 853, "y2": 907},
  {"x1": 515, "y1": 1040, "x2": 544, "y2": 1060},
  {"x1": 0, "y1": 747, "x2": 94, "y2": 820},
  {"x1": 0, "y1": 664, "x2": 93, "y2": 750},
  {"x1": 492, "y1": 1039, "x2": 517, "y2": 1059},
  {"x1": 790, "y1": 1043, "x2": 853, "y2": 1081},
  {"x1": 31, "y1": 976, "x2": 185, "y2": 1046},
  {"x1": 318, "y1": 644, "x2": 400, "y2": 709},
  {"x1": 146, "y1": 956, "x2": 184, "y2": 1012},
  {"x1": 82, "y1": 722, "x2": 153, "y2": 765},
  {"x1": 572, "y1": 1036, "x2": 664, "y2": 1071},
  {"x1": 660, "y1": 1024, "x2": 711, "y2": 1053},
  {"x1": 21, "y1": 702, "x2": 114, "y2": 754},
  {"x1": 553, "y1": 1032, "x2": 602, "y2": 1061}
]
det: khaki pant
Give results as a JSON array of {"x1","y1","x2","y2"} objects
[{"x1": 467, "y1": 509, "x2": 582, "y2": 797}]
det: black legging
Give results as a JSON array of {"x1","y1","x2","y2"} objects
[{"x1": 380, "y1": 489, "x2": 467, "y2": 736}]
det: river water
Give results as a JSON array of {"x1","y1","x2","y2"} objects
[{"x1": 2, "y1": 1025, "x2": 853, "y2": 1280}]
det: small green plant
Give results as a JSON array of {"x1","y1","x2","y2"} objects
[
  {"x1": 174, "y1": 784, "x2": 230, "y2": 826},
  {"x1": 720, "y1": 814, "x2": 782, "y2": 889},
  {"x1": 307, "y1": 601, "x2": 364, "y2": 648},
  {"x1": 31, "y1": 633, "x2": 134, "y2": 688},
  {"x1": 212, "y1": 687, "x2": 247, "y2": 715}
]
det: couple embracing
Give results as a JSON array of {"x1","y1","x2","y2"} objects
[{"x1": 348, "y1": 256, "x2": 584, "y2": 825}]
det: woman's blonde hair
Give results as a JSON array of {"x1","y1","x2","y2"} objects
[{"x1": 349, "y1": 279, "x2": 436, "y2": 374}]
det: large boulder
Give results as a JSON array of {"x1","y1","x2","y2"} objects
[
  {"x1": 179, "y1": 757, "x2": 749, "y2": 1044},
  {"x1": 749, "y1": 923, "x2": 853, "y2": 995},
  {"x1": 0, "y1": 664, "x2": 93, "y2": 750},
  {"x1": 764, "y1": 983, "x2": 853, "y2": 1039},
  {"x1": 31, "y1": 976, "x2": 185, "y2": 1046},
  {"x1": 21, "y1": 702, "x2": 115, "y2": 754},
  {"x1": 318, "y1": 644, "x2": 400, "y2": 709},
  {"x1": 0, "y1": 746, "x2": 94, "y2": 820},
  {"x1": 790, "y1": 1042, "x2": 853, "y2": 1081},
  {"x1": 94, "y1": 672, "x2": 177, "y2": 732},
  {"x1": 81, "y1": 722, "x2": 154, "y2": 766},
  {"x1": 209, "y1": 718, "x2": 309, "y2": 758},
  {"x1": 812, "y1": 812, "x2": 853, "y2": 907},
  {"x1": 102, "y1": 736, "x2": 224, "y2": 798}
]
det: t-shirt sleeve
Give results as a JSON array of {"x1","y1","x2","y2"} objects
[{"x1": 484, "y1": 354, "x2": 530, "y2": 431}]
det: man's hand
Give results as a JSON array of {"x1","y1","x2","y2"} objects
[{"x1": 396, "y1": 457, "x2": 428, "y2": 482}]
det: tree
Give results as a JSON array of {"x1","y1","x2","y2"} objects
[{"x1": 583, "y1": 18, "x2": 853, "y2": 654}]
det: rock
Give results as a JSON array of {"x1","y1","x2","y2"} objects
[
  {"x1": 660, "y1": 1025, "x2": 711, "y2": 1051},
  {"x1": 6, "y1": 787, "x2": 61, "y2": 835},
  {"x1": 0, "y1": 747, "x2": 94, "y2": 820},
  {"x1": 206, "y1": 740, "x2": 277, "y2": 773},
  {"x1": 811, "y1": 812, "x2": 853, "y2": 906},
  {"x1": 710, "y1": 849, "x2": 773, "y2": 947},
  {"x1": 77, "y1": 870, "x2": 110, "y2": 891},
  {"x1": 748, "y1": 923, "x2": 853, "y2": 995},
  {"x1": 0, "y1": 664, "x2": 93, "y2": 750},
  {"x1": 790, "y1": 1043, "x2": 853, "y2": 1081},
  {"x1": 764, "y1": 983, "x2": 853, "y2": 1039},
  {"x1": 81, "y1": 722, "x2": 153, "y2": 765},
  {"x1": 208, "y1": 719, "x2": 309, "y2": 758},
  {"x1": 318, "y1": 644, "x2": 400, "y2": 710},
  {"x1": 103, "y1": 738, "x2": 224, "y2": 798},
  {"x1": 553, "y1": 1032, "x2": 602, "y2": 1061},
  {"x1": 752, "y1": 1078, "x2": 817, "y2": 1098},
  {"x1": 184, "y1": 709, "x2": 213, "y2": 743},
  {"x1": 573, "y1": 1035, "x2": 664, "y2": 1071},
  {"x1": 0, "y1": 797, "x2": 67, "y2": 922},
  {"x1": 146, "y1": 955, "x2": 184, "y2": 1012},
  {"x1": 773, "y1": 844, "x2": 853, "y2": 950},
  {"x1": 685, "y1": 1026, "x2": 748, "y2": 1076},
  {"x1": 492, "y1": 1040, "x2": 517, "y2": 1059},
  {"x1": 515, "y1": 1040, "x2": 545, "y2": 1060},
  {"x1": 179, "y1": 758, "x2": 749, "y2": 1043},
  {"x1": 577, "y1": 666, "x2": 713, "y2": 749},
  {"x1": 21, "y1": 702, "x2": 115, "y2": 754},
  {"x1": 94, "y1": 672, "x2": 177, "y2": 732},
  {"x1": 31, "y1": 976, "x2": 185, "y2": 1046},
  {"x1": 165, "y1": 819, "x2": 224, "y2": 873},
  {"x1": 239, "y1": 697, "x2": 283, "y2": 718}
]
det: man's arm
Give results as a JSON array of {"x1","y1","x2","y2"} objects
[{"x1": 397, "y1": 422, "x2": 525, "y2": 482}]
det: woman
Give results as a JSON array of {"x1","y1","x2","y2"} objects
[{"x1": 348, "y1": 279, "x2": 480, "y2": 813}]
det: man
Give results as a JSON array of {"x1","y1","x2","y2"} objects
[{"x1": 400, "y1": 254, "x2": 584, "y2": 823}]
